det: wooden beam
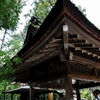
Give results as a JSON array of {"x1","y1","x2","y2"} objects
[
  {"x1": 63, "y1": 24, "x2": 73, "y2": 100},
  {"x1": 69, "y1": 72, "x2": 100, "y2": 82}
]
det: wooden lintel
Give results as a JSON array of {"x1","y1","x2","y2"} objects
[
  {"x1": 40, "y1": 48, "x2": 56, "y2": 52},
  {"x1": 69, "y1": 72, "x2": 100, "y2": 82}
]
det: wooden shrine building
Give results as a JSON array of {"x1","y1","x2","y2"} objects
[{"x1": 13, "y1": 0, "x2": 100, "y2": 99}]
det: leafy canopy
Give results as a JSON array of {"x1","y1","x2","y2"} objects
[
  {"x1": 0, "y1": 0, "x2": 22, "y2": 30},
  {"x1": 0, "y1": 0, "x2": 22, "y2": 81}
]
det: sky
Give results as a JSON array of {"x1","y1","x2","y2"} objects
[
  {"x1": 17, "y1": 0, "x2": 33, "y2": 32},
  {"x1": 72, "y1": 0, "x2": 100, "y2": 28}
]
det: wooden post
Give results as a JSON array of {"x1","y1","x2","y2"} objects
[
  {"x1": 75, "y1": 80, "x2": 81, "y2": 100},
  {"x1": 29, "y1": 83, "x2": 34, "y2": 100},
  {"x1": 62, "y1": 24, "x2": 73, "y2": 100},
  {"x1": 76, "y1": 88, "x2": 81, "y2": 100},
  {"x1": 48, "y1": 88, "x2": 53, "y2": 100}
]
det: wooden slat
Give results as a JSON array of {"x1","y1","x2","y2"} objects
[
  {"x1": 49, "y1": 38, "x2": 62, "y2": 44},
  {"x1": 26, "y1": 53, "x2": 50, "y2": 62},
  {"x1": 75, "y1": 44, "x2": 93, "y2": 47},
  {"x1": 45, "y1": 43, "x2": 63, "y2": 48},
  {"x1": 73, "y1": 55, "x2": 100, "y2": 68},
  {"x1": 40, "y1": 48, "x2": 56, "y2": 53},
  {"x1": 81, "y1": 48, "x2": 100, "y2": 51},
  {"x1": 69, "y1": 34, "x2": 78, "y2": 39},
  {"x1": 69, "y1": 40, "x2": 86, "y2": 43},
  {"x1": 31, "y1": 50, "x2": 62, "y2": 65}
]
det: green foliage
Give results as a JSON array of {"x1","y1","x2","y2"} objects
[
  {"x1": 0, "y1": 0, "x2": 23, "y2": 99},
  {"x1": 7, "y1": 82, "x2": 20, "y2": 90},
  {"x1": 0, "y1": 49, "x2": 22, "y2": 99},
  {"x1": 0, "y1": 33, "x2": 22, "y2": 81},
  {"x1": 13, "y1": 56, "x2": 22, "y2": 65},
  {"x1": 28, "y1": 0, "x2": 56, "y2": 22},
  {"x1": 4, "y1": 33, "x2": 24, "y2": 55},
  {"x1": 80, "y1": 88, "x2": 93, "y2": 100},
  {"x1": 0, "y1": 50, "x2": 21, "y2": 81},
  {"x1": 0, "y1": 0, "x2": 22, "y2": 30}
]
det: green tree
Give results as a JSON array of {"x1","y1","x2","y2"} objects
[
  {"x1": 0, "y1": 1, "x2": 23, "y2": 98},
  {"x1": 0, "y1": 0, "x2": 23, "y2": 81},
  {"x1": 80, "y1": 89, "x2": 91, "y2": 99},
  {"x1": 0, "y1": 0, "x2": 22, "y2": 30},
  {"x1": 0, "y1": 0, "x2": 22, "y2": 49},
  {"x1": 25, "y1": 0, "x2": 56, "y2": 23}
]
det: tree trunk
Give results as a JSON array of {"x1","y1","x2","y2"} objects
[{"x1": 1, "y1": 29, "x2": 7, "y2": 50}]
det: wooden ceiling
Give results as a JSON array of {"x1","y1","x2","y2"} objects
[{"x1": 14, "y1": 0, "x2": 100, "y2": 89}]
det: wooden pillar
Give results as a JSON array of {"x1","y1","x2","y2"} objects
[
  {"x1": 29, "y1": 83, "x2": 35, "y2": 100},
  {"x1": 62, "y1": 24, "x2": 73, "y2": 100}
]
